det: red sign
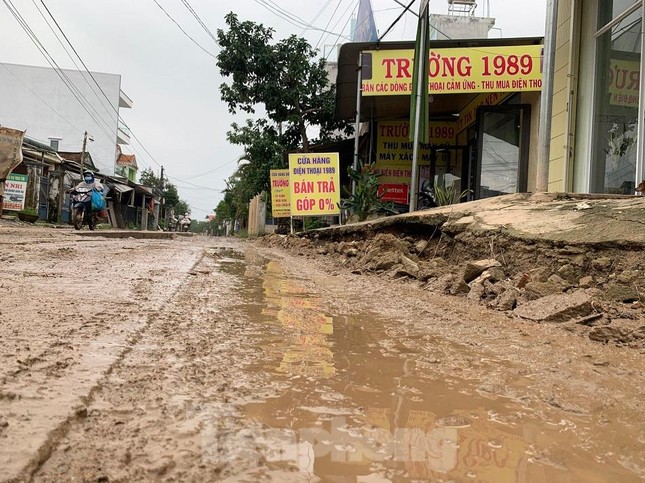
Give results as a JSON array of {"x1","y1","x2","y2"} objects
[{"x1": 378, "y1": 183, "x2": 409, "y2": 204}]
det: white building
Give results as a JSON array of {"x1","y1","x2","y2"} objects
[{"x1": 0, "y1": 62, "x2": 132, "y2": 175}]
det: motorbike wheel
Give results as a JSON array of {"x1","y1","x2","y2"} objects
[{"x1": 73, "y1": 209, "x2": 84, "y2": 230}]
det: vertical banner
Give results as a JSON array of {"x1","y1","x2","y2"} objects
[
  {"x1": 288, "y1": 153, "x2": 340, "y2": 216},
  {"x1": 269, "y1": 169, "x2": 291, "y2": 217},
  {"x1": 3, "y1": 173, "x2": 28, "y2": 211}
]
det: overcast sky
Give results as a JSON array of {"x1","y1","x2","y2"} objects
[{"x1": 0, "y1": 0, "x2": 546, "y2": 220}]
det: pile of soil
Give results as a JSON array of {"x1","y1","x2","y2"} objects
[{"x1": 260, "y1": 195, "x2": 645, "y2": 348}]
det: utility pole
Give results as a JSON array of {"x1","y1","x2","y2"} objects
[
  {"x1": 80, "y1": 131, "x2": 88, "y2": 177},
  {"x1": 159, "y1": 165, "x2": 165, "y2": 230}
]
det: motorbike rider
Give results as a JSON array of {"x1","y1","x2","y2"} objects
[
  {"x1": 179, "y1": 212, "x2": 191, "y2": 231},
  {"x1": 75, "y1": 171, "x2": 104, "y2": 194},
  {"x1": 72, "y1": 171, "x2": 105, "y2": 225}
]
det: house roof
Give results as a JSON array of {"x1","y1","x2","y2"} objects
[
  {"x1": 59, "y1": 151, "x2": 96, "y2": 170},
  {"x1": 116, "y1": 153, "x2": 138, "y2": 169}
]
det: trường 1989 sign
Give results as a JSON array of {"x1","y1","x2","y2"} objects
[{"x1": 288, "y1": 153, "x2": 340, "y2": 216}]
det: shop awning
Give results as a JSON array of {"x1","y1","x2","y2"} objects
[{"x1": 111, "y1": 183, "x2": 134, "y2": 194}]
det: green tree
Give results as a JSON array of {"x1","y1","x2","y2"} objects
[
  {"x1": 138, "y1": 168, "x2": 159, "y2": 189},
  {"x1": 216, "y1": 12, "x2": 351, "y2": 152},
  {"x1": 216, "y1": 14, "x2": 351, "y2": 222}
]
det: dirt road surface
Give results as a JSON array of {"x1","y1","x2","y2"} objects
[{"x1": 0, "y1": 227, "x2": 643, "y2": 482}]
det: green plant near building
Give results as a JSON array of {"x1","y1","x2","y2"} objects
[
  {"x1": 433, "y1": 178, "x2": 471, "y2": 206},
  {"x1": 339, "y1": 160, "x2": 396, "y2": 222},
  {"x1": 19, "y1": 206, "x2": 38, "y2": 215}
]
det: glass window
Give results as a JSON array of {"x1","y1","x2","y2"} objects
[{"x1": 591, "y1": 4, "x2": 641, "y2": 194}]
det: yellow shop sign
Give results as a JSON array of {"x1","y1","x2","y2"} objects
[{"x1": 361, "y1": 45, "x2": 543, "y2": 96}]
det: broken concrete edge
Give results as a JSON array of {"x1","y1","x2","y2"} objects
[
  {"x1": 294, "y1": 214, "x2": 645, "y2": 253},
  {"x1": 75, "y1": 231, "x2": 177, "y2": 240}
]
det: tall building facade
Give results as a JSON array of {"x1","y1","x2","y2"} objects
[{"x1": 0, "y1": 62, "x2": 132, "y2": 175}]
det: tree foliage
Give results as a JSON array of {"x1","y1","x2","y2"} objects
[
  {"x1": 215, "y1": 13, "x2": 351, "y2": 224},
  {"x1": 216, "y1": 12, "x2": 352, "y2": 151}
]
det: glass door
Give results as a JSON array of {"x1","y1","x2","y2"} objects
[
  {"x1": 475, "y1": 105, "x2": 531, "y2": 199},
  {"x1": 591, "y1": 1, "x2": 642, "y2": 194}
]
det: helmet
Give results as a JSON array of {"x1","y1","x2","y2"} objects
[
  {"x1": 83, "y1": 172, "x2": 94, "y2": 181},
  {"x1": 184, "y1": 213, "x2": 189, "y2": 216}
]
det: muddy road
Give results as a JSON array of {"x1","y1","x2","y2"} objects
[{"x1": 0, "y1": 227, "x2": 643, "y2": 482}]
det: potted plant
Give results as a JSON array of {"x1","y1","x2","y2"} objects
[{"x1": 17, "y1": 207, "x2": 39, "y2": 223}]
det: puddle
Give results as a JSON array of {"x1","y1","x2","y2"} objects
[{"x1": 214, "y1": 253, "x2": 644, "y2": 482}]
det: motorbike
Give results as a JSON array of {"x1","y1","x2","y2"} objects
[
  {"x1": 417, "y1": 180, "x2": 438, "y2": 209},
  {"x1": 179, "y1": 218, "x2": 191, "y2": 232},
  {"x1": 70, "y1": 187, "x2": 99, "y2": 230}
]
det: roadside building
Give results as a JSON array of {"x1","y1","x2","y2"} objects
[
  {"x1": 549, "y1": 0, "x2": 644, "y2": 195},
  {"x1": 115, "y1": 146, "x2": 138, "y2": 182},
  {"x1": 0, "y1": 62, "x2": 133, "y2": 175},
  {"x1": 335, "y1": 36, "x2": 542, "y2": 205}
]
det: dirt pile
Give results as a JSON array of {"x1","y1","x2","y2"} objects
[{"x1": 260, "y1": 196, "x2": 645, "y2": 348}]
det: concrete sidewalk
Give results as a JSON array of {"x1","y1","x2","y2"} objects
[{"x1": 328, "y1": 193, "x2": 645, "y2": 247}]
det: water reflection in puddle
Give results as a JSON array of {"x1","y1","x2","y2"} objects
[{"x1": 222, "y1": 252, "x2": 641, "y2": 482}]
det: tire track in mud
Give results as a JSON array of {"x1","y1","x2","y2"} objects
[
  {"x1": 0, "y1": 237, "x2": 204, "y2": 483},
  {"x1": 32, "y1": 244, "x2": 274, "y2": 482}
]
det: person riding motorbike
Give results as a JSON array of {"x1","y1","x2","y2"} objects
[
  {"x1": 74, "y1": 171, "x2": 104, "y2": 196},
  {"x1": 70, "y1": 172, "x2": 105, "y2": 229},
  {"x1": 179, "y1": 213, "x2": 191, "y2": 232}
]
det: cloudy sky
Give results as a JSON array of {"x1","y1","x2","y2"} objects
[{"x1": 0, "y1": 0, "x2": 546, "y2": 220}]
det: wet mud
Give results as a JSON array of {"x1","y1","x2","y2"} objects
[{"x1": 0, "y1": 227, "x2": 643, "y2": 482}]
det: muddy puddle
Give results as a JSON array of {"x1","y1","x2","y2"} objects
[{"x1": 208, "y1": 249, "x2": 643, "y2": 482}]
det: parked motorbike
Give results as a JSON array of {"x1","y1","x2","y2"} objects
[
  {"x1": 70, "y1": 187, "x2": 99, "y2": 230},
  {"x1": 417, "y1": 180, "x2": 438, "y2": 209}
]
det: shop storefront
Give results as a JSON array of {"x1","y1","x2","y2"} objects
[
  {"x1": 335, "y1": 38, "x2": 543, "y2": 206},
  {"x1": 551, "y1": 0, "x2": 645, "y2": 194}
]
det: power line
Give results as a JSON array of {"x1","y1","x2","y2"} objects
[
  {"x1": 39, "y1": 0, "x2": 165, "y2": 170},
  {"x1": 252, "y1": 0, "x2": 350, "y2": 40},
  {"x1": 179, "y1": 0, "x2": 218, "y2": 45},
  {"x1": 152, "y1": 0, "x2": 216, "y2": 58},
  {"x1": 2, "y1": 0, "x2": 116, "y2": 146},
  {"x1": 171, "y1": 157, "x2": 242, "y2": 182},
  {"x1": 321, "y1": 1, "x2": 358, "y2": 61},
  {"x1": 0, "y1": 63, "x2": 84, "y2": 136},
  {"x1": 314, "y1": 0, "x2": 345, "y2": 51},
  {"x1": 32, "y1": 0, "x2": 120, "y2": 139},
  {"x1": 302, "y1": 0, "x2": 334, "y2": 36}
]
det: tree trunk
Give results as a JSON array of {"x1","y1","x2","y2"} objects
[{"x1": 294, "y1": 98, "x2": 309, "y2": 153}]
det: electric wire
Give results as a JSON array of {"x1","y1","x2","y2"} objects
[
  {"x1": 0, "y1": 62, "x2": 85, "y2": 137},
  {"x1": 32, "y1": 0, "x2": 120, "y2": 141},
  {"x1": 40, "y1": 0, "x2": 165, "y2": 170},
  {"x1": 179, "y1": 0, "x2": 218, "y2": 45},
  {"x1": 302, "y1": 0, "x2": 334, "y2": 36},
  {"x1": 1, "y1": 0, "x2": 116, "y2": 147},
  {"x1": 321, "y1": 0, "x2": 358, "y2": 61},
  {"x1": 171, "y1": 156, "x2": 242, "y2": 182},
  {"x1": 314, "y1": 0, "x2": 345, "y2": 51},
  {"x1": 251, "y1": 0, "x2": 350, "y2": 40},
  {"x1": 152, "y1": 0, "x2": 216, "y2": 58}
]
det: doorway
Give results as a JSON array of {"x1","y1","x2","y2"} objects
[{"x1": 468, "y1": 105, "x2": 531, "y2": 199}]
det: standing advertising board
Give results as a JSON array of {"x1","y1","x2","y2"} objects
[
  {"x1": 3, "y1": 173, "x2": 28, "y2": 211},
  {"x1": 288, "y1": 153, "x2": 340, "y2": 216},
  {"x1": 269, "y1": 169, "x2": 291, "y2": 218}
]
